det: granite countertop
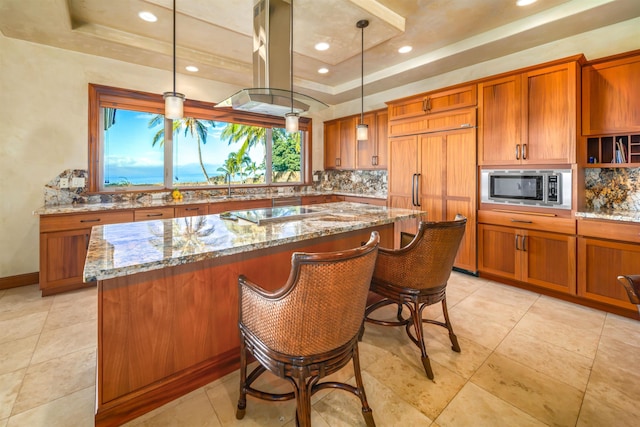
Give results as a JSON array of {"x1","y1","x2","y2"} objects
[
  {"x1": 33, "y1": 191, "x2": 386, "y2": 216},
  {"x1": 575, "y1": 209, "x2": 640, "y2": 223},
  {"x1": 83, "y1": 202, "x2": 420, "y2": 282}
]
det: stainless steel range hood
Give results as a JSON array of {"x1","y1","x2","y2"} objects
[{"x1": 215, "y1": 0, "x2": 327, "y2": 116}]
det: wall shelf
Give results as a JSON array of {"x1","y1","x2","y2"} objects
[{"x1": 585, "y1": 134, "x2": 640, "y2": 167}]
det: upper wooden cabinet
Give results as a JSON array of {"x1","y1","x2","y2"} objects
[
  {"x1": 325, "y1": 108, "x2": 387, "y2": 170},
  {"x1": 387, "y1": 84, "x2": 477, "y2": 121},
  {"x1": 582, "y1": 51, "x2": 640, "y2": 135},
  {"x1": 479, "y1": 60, "x2": 579, "y2": 165}
]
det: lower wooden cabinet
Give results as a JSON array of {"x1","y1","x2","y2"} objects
[
  {"x1": 39, "y1": 210, "x2": 133, "y2": 295},
  {"x1": 175, "y1": 204, "x2": 208, "y2": 217},
  {"x1": 478, "y1": 211, "x2": 576, "y2": 294},
  {"x1": 577, "y1": 219, "x2": 640, "y2": 311}
]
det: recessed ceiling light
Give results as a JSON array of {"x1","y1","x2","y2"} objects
[
  {"x1": 516, "y1": 0, "x2": 537, "y2": 6},
  {"x1": 398, "y1": 46, "x2": 413, "y2": 54},
  {"x1": 138, "y1": 11, "x2": 157, "y2": 22},
  {"x1": 315, "y1": 42, "x2": 330, "y2": 51},
  {"x1": 318, "y1": 68, "x2": 329, "y2": 74},
  {"x1": 185, "y1": 65, "x2": 199, "y2": 72}
]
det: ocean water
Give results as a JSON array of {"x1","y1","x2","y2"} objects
[{"x1": 104, "y1": 164, "x2": 227, "y2": 186}]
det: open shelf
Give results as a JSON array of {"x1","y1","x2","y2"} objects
[{"x1": 585, "y1": 134, "x2": 640, "y2": 167}]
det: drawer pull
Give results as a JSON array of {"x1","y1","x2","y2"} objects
[
  {"x1": 147, "y1": 213, "x2": 164, "y2": 217},
  {"x1": 80, "y1": 219, "x2": 101, "y2": 223},
  {"x1": 510, "y1": 219, "x2": 533, "y2": 224},
  {"x1": 185, "y1": 208, "x2": 200, "y2": 211}
]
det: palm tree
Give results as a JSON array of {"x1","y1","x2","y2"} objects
[
  {"x1": 148, "y1": 115, "x2": 216, "y2": 183},
  {"x1": 220, "y1": 124, "x2": 266, "y2": 160}
]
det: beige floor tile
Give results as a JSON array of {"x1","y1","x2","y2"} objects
[
  {"x1": 436, "y1": 382, "x2": 546, "y2": 427},
  {"x1": 44, "y1": 288, "x2": 97, "y2": 331},
  {"x1": 0, "y1": 335, "x2": 38, "y2": 376},
  {"x1": 317, "y1": 371, "x2": 433, "y2": 427},
  {"x1": 124, "y1": 388, "x2": 221, "y2": 427},
  {"x1": 495, "y1": 329, "x2": 593, "y2": 391},
  {"x1": 0, "y1": 369, "x2": 26, "y2": 420},
  {"x1": 6, "y1": 386, "x2": 94, "y2": 427},
  {"x1": 0, "y1": 311, "x2": 47, "y2": 345},
  {"x1": 447, "y1": 308, "x2": 514, "y2": 350},
  {"x1": 471, "y1": 353, "x2": 583, "y2": 426},
  {"x1": 0, "y1": 286, "x2": 52, "y2": 317},
  {"x1": 426, "y1": 331, "x2": 493, "y2": 379},
  {"x1": 30, "y1": 320, "x2": 96, "y2": 365},
  {"x1": 600, "y1": 313, "x2": 640, "y2": 349},
  {"x1": 0, "y1": 418, "x2": 6, "y2": 427},
  {"x1": 11, "y1": 347, "x2": 96, "y2": 415},
  {"x1": 365, "y1": 352, "x2": 466, "y2": 420},
  {"x1": 576, "y1": 386, "x2": 640, "y2": 426},
  {"x1": 512, "y1": 297, "x2": 605, "y2": 359}
]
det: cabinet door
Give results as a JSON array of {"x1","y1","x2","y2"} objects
[
  {"x1": 375, "y1": 110, "x2": 388, "y2": 169},
  {"x1": 388, "y1": 135, "x2": 418, "y2": 202},
  {"x1": 521, "y1": 229, "x2": 576, "y2": 294},
  {"x1": 134, "y1": 207, "x2": 174, "y2": 222},
  {"x1": 338, "y1": 116, "x2": 356, "y2": 169},
  {"x1": 356, "y1": 112, "x2": 377, "y2": 169},
  {"x1": 40, "y1": 228, "x2": 91, "y2": 295},
  {"x1": 425, "y1": 84, "x2": 477, "y2": 115},
  {"x1": 419, "y1": 133, "x2": 445, "y2": 221},
  {"x1": 523, "y1": 62, "x2": 577, "y2": 164},
  {"x1": 478, "y1": 224, "x2": 518, "y2": 280},
  {"x1": 577, "y1": 236, "x2": 640, "y2": 311},
  {"x1": 478, "y1": 74, "x2": 522, "y2": 165},
  {"x1": 324, "y1": 120, "x2": 340, "y2": 169},
  {"x1": 582, "y1": 54, "x2": 640, "y2": 135}
]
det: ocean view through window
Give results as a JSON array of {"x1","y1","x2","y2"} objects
[{"x1": 89, "y1": 84, "x2": 311, "y2": 192}]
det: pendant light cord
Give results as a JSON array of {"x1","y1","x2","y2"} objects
[
  {"x1": 290, "y1": 0, "x2": 294, "y2": 113},
  {"x1": 360, "y1": 22, "x2": 364, "y2": 124},
  {"x1": 172, "y1": 0, "x2": 176, "y2": 95}
]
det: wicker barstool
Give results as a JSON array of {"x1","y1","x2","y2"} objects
[
  {"x1": 617, "y1": 275, "x2": 640, "y2": 314},
  {"x1": 236, "y1": 232, "x2": 380, "y2": 427},
  {"x1": 363, "y1": 216, "x2": 466, "y2": 380}
]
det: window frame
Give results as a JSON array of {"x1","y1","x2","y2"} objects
[{"x1": 88, "y1": 84, "x2": 312, "y2": 193}]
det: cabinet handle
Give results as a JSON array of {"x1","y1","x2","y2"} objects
[
  {"x1": 510, "y1": 219, "x2": 533, "y2": 224},
  {"x1": 80, "y1": 218, "x2": 101, "y2": 223},
  {"x1": 515, "y1": 234, "x2": 520, "y2": 251},
  {"x1": 147, "y1": 213, "x2": 164, "y2": 217},
  {"x1": 515, "y1": 144, "x2": 521, "y2": 160},
  {"x1": 85, "y1": 233, "x2": 90, "y2": 250},
  {"x1": 415, "y1": 173, "x2": 421, "y2": 207},
  {"x1": 425, "y1": 97, "x2": 432, "y2": 112},
  {"x1": 372, "y1": 155, "x2": 378, "y2": 166},
  {"x1": 460, "y1": 123, "x2": 472, "y2": 128},
  {"x1": 522, "y1": 235, "x2": 527, "y2": 252},
  {"x1": 422, "y1": 98, "x2": 428, "y2": 112},
  {"x1": 522, "y1": 143, "x2": 528, "y2": 160},
  {"x1": 184, "y1": 207, "x2": 200, "y2": 211},
  {"x1": 411, "y1": 174, "x2": 417, "y2": 206},
  {"x1": 336, "y1": 158, "x2": 341, "y2": 167}
]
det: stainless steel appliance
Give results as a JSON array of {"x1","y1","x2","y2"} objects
[{"x1": 480, "y1": 169, "x2": 572, "y2": 209}]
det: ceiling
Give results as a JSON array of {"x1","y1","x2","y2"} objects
[{"x1": 2, "y1": 0, "x2": 640, "y2": 106}]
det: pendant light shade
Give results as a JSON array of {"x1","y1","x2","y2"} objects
[
  {"x1": 356, "y1": 19, "x2": 369, "y2": 141},
  {"x1": 164, "y1": 0, "x2": 184, "y2": 120},
  {"x1": 286, "y1": 0, "x2": 299, "y2": 133}
]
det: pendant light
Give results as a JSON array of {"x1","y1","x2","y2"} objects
[
  {"x1": 356, "y1": 19, "x2": 369, "y2": 141},
  {"x1": 163, "y1": 0, "x2": 185, "y2": 120},
  {"x1": 285, "y1": 0, "x2": 299, "y2": 133}
]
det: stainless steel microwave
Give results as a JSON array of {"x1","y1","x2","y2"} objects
[{"x1": 480, "y1": 169, "x2": 572, "y2": 209}]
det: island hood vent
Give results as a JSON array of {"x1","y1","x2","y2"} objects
[{"x1": 215, "y1": 0, "x2": 327, "y2": 117}]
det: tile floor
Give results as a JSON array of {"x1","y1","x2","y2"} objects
[{"x1": 1, "y1": 272, "x2": 640, "y2": 426}]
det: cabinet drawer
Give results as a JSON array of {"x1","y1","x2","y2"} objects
[
  {"x1": 388, "y1": 108, "x2": 476, "y2": 137},
  {"x1": 134, "y1": 207, "x2": 174, "y2": 222},
  {"x1": 40, "y1": 211, "x2": 134, "y2": 232},
  {"x1": 478, "y1": 210, "x2": 576, "y2": 234},
  {"x1": 174, "y1": 204, "x2": 208, "y2": 217},
  {"x1": 577, "y1": 219, "x2": 640, "y2": 243}
]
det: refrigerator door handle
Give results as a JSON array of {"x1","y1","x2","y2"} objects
[{"x1": 415, "y1": 173, "x2": 421, "y2": 207}]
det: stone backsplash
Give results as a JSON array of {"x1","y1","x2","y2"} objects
[
  {"x1": 584, "y1": 167, "x2": 640, "y2": 210},
  {"x1": 43, "y1": 169, "x2": 387, "y2": 206}
]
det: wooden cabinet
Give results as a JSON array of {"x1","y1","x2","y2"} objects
[
  {"x1": 582, "y1": 51, "x2": 640, "y2": 135},
  {"x1": 324, "y1": 116, "x2": 356, "y2": 169},
  {"x1": 356, "y1": 110, "x2": 388, "y2": 169},
  {"x1": 478, "y1": 60, "x2": 579, "y2": 165},
  {"x1": 301, "y1": 195, "x2": 340, "y2": 205},
  {"x1": 388, "y1": 111, "x2": 477, "y2": 271},
  {"x1": 577, "y1": 219, "x2": 640, "y2": 313},
  {"x1": 388, "y1": 107, "x2": 476, "y2": 138},
  {"x1": 39, "y1": 210, "x2": 133, "y2": 295},
  {"x1": 584, "y1": 134, "x2": 640, "y2": 166},
  {"x1": 325, "y1": 108, "x2": 387, "y2": 170},
  {"x1": 134, "y1": 207, "x2": 174, "y2": 222},
  {"x1": 175, "y1": 204, "x2": 208, "y2": 217},
  {"x1": 478, "y1": 211, "x2": 576, "y2": 294},
  {"x1": 209, "y1": 198, "x2": 272, "y2": 214},
  {"x1": 387, "y1": 84, "x2": 476, "y2": 121}
]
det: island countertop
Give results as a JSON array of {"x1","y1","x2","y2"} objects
[{"x1": 83, "y1": 202, "x2": 422, "y2": 282}]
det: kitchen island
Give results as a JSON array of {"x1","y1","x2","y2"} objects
[{"x1": 83, "y1": 202, "x2": 422, "y2": 426}]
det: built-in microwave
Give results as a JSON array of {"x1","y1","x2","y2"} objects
[{"x1": 480, "y1": 169, "x2": 572, "y2": 209}]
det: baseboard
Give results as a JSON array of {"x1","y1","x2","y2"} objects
[{"x1": 0, "y1": 272, "x2": 39, "y2": 290}]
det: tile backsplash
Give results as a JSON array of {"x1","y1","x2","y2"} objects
[{"x1": 584, "y1": 167, "x2": 640, "y2": 211}]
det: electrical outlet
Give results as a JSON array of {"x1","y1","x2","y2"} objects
[
  {"x1": 71, "y1": 177, "x2": 85, "y2": 188},
  {"x1": 313, "y1": 174, "x2": 320, "y2": 182},
  {"x1": 59, "y1": 178, "x2": 69, "y2": 189}
]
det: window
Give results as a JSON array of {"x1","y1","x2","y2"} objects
[{"x1": 88, "y1": 84, "x2": 311, "y2": 192}]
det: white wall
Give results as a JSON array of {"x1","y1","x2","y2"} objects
[{"x1": 1, "y1": 16, "x2": 639, "y2": 278}]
